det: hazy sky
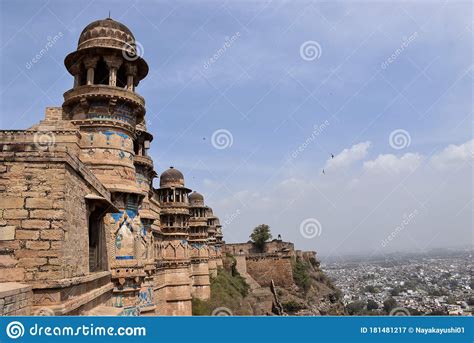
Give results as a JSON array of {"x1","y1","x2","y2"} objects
[{"x1": 0, "y1": 0, "x2": 472, "y2": 258}]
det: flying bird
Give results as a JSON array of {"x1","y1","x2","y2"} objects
[
  {"x1": 322, "y1": 169, "x2": 325, "y2": 175},
  {"x1": 331, "y1": 153, "x2": 334, "y2": 159}
]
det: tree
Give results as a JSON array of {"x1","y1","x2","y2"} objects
[
  {"x1": 250, "y1": 224, "x2": 272, "y2": 252},
  {"x1": 346, "y1": 301, "x2": 366, "y2": 315},
  {"x1": 367, "y1": 299, "x2": 379, "y2": 311},
  {"x1": 383, "y1": 297, "x2": 398, "y2": 314}
]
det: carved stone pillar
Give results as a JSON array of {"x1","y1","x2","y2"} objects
[
  {"x1": 125, "y1": 63, "x2": 138, "y2": 91},
  {"x1": 69, "y1": 63, "x2": 81, "y2": 88},
  {"x1": 104, "y1": 55, "x2": 123, "y2": 87},
  {"x1": 83, "y1": 56, "x2": 100, "y2": 85}
]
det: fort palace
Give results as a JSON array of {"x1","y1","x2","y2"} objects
[{"x1": 0, "y1": 18, "x2": 225, "y2": 316}]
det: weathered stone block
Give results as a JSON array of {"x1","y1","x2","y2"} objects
[
  {"x1": 29, "y1": 210, "x2": 64, "y2": 220},
  {"x1": 0, "y1": 268, "x2": 25, "y2": 282},
  {"x1": 0, "y1": 226, "x2": 16, "y2": 240},
  {"x1": 38, "y1": 250, "x2": 60, "y2": 257},
  {"x1": 48, "y1": 258, "x2": 61, "y2": 265},
  {"x1": 15, "y1": 230, "x2": 40, "y2": 240},
  {"x1": 0, "y1": 197, "x2": 24, "y2": 209},
  {"x1": 21, "y1": 220, "x2": 50, "y2": 230},
  {"x1": 40, "y1": 230, "x2": 64, "y2": 241},
  {"x1": 18, "y1": 257, "x2": 47, "y2": 268},
  {"x1": 25, "y1": 198, "x2": 53, "y2": 209},
  {"x1": 15, "y1": 250, "x2": 40, "y2": 259},
  {"x1": 4, "y1": 209, "x2": 28, "y2": 219},
  {"x1": 0, "y1": 255, "x2": 17, "y2": 268},
  {"x1": 0, "y1": 240, "x2": 20, "y2": 250},
  {"x1": 25, "y1": 241, "x2": 50, "y2": 250}
]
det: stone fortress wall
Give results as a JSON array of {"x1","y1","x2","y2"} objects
[{"x1": 224, "y1": 240, "x2": 318, "y2": 289}]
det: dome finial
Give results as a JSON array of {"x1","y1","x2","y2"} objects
[{"x1": 108, "y1": 10, "x2": 111, "y2": 19}]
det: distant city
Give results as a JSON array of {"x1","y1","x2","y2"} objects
[{"x1": 323, "y1": 249, "x2": 473, "y2": 316}]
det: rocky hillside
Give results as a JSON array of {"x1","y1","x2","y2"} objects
[
  {"x1": 192, "y1": 254, "x2": 345, "y2": 316},
  {"x1": 275, "y1": 254, "x2": 346, "y2": 315}
]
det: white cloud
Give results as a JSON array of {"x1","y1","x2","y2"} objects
[
  {"x1": 325, "y1": 141, "x2": 371, "y2": 170},
  {"x1": 363, "y1": 153, "x2": 422, "y2": 174},
  {"x1": 430, "y1": 139, "x2": 474, "y2": 170}
]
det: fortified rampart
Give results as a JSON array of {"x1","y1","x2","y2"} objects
[{"x1": 223, "y1": 241, "x2": 317, "y2": 289}]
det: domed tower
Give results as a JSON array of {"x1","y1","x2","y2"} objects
[
  {"x1": 63, "y1": 18, "x2": 148, "y2": 194},
  {"x1": 156, "y1": 167, "x2": 192, "y2": 315},
  {"x1": 62, "y1": 18, "x2": 156, "y2": 314},
  {"x1": 188, "y1": 191, "x2": 211, "y2": 300},
  {"x1": 206, "y1": 207, "x2": 218, "y2": 277}
]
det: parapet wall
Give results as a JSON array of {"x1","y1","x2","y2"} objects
[{"x1": 224, "y1": 240, "x2": 295, "y2": 255}]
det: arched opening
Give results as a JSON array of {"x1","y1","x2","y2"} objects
[
  {"x1": 94, "y1": 58, "x2": 109, "y2": 85},
  {"x1": 88, "y1": 208, "x2": 107, "y2": 272},
  {"x1": 117, "y1": 64, "x2": 127, "y2": 88},
  {"x1": 79, "y1": 67, "x2": 87, "y2": 86}
]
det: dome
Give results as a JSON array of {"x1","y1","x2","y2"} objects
[
  {"x1": 64, "y1": 18, "x2": 148, "y2": 81},
  {"x1": 159, "y1": 167, "x2": 185, "y2": 188},
  {"x1": 189, "y1": 191, "x2": 204, "y2": 206},
  {"x1": 77, "y1": 18, "x2": 135, "y2": 50}
]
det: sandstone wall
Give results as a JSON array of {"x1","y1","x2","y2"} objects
[
  {"x1": 0, "y1": 159, "x2": 68, "y2": 282},
  {"x1": 246, "y1": 254, "x2": 294, "y2": 288},
  {"x1": 0, "y1": 283, "x2": 33, "y2": 316},
  {"x1": 0, "y1": 149, "x2": 112, "y2": 282}
]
